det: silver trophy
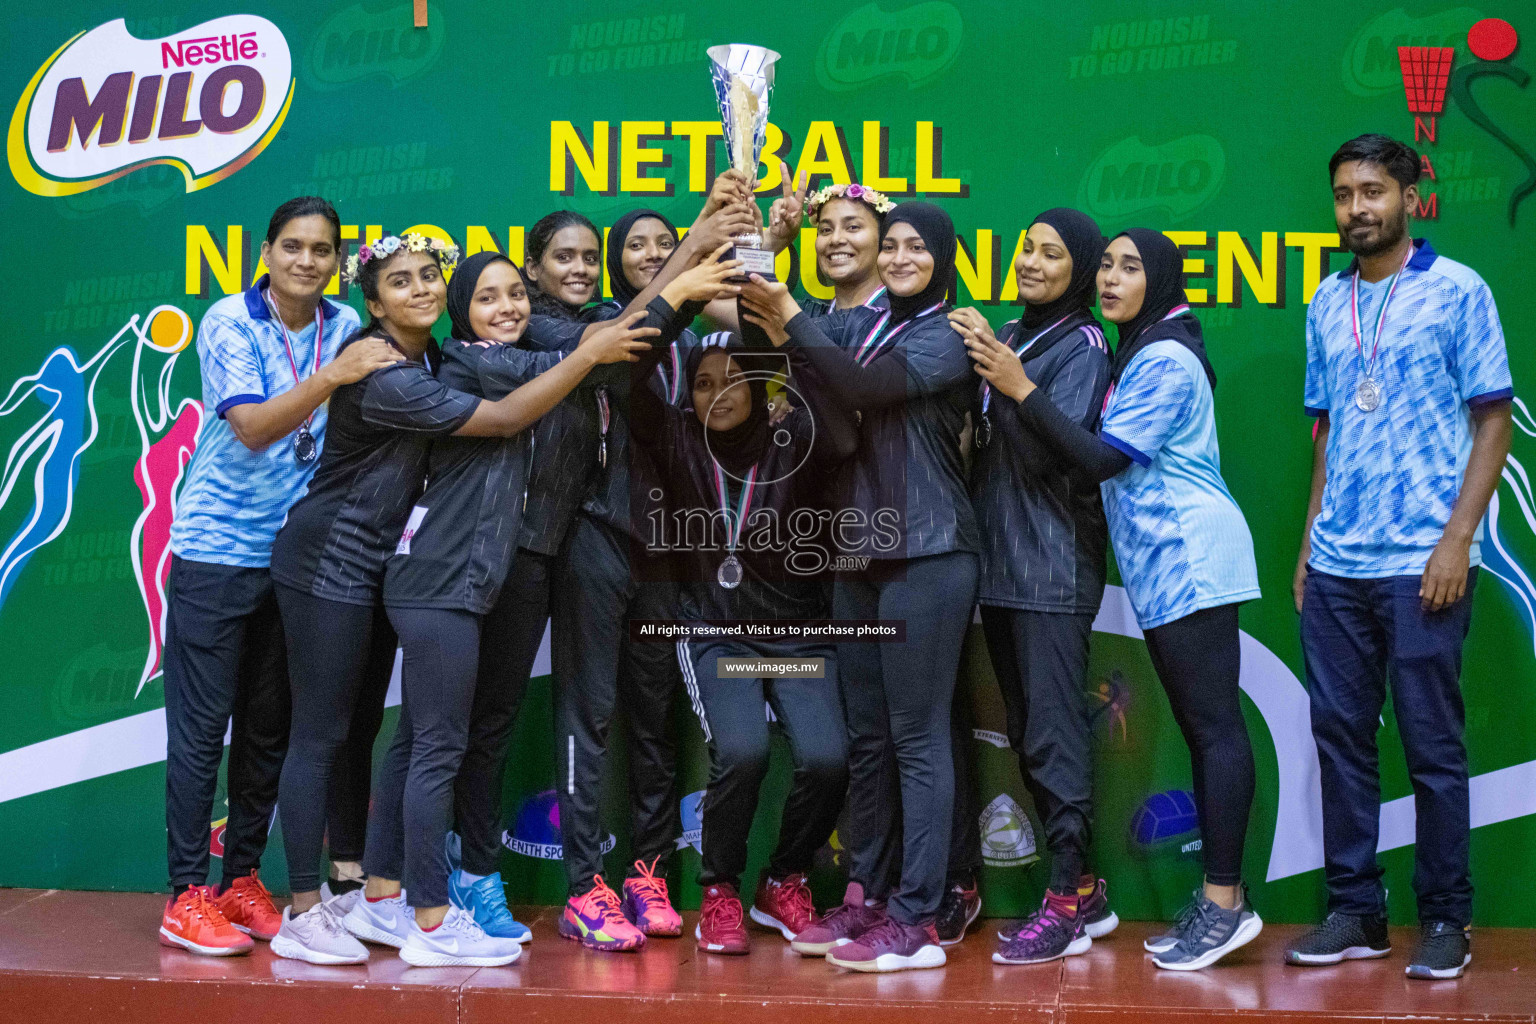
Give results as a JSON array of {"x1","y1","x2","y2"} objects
[{"x1": 708, "y1": 43, "x2": 780, "y2": 279}]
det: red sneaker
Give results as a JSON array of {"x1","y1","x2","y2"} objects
[
  {"x1": 789, "y1": 881, "x2": 886, "y2": 956},
  {"x1": 695, "y1": 883, "x2": 749, "y2": 955},
  {"x1": 215, "y1": 870, "x2": 283, "y2": 941},
  {"x1": 750, "y1": 872, "x2": 818, "y2": 941},
  {"x1": 621, "y1": 857, "x2": 683, "y2": 937},
  {"x1": 160, "y1": 886, "x2": 255, "y2": 956}
]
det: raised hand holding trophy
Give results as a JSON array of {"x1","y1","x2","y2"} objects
[{"x1": 707, "y1": 43, "x2": 780, "y2": 280}]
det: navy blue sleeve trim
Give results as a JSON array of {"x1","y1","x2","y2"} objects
[
  {"x1": 1101, "y1": 430, "x2": 1152, "y2": 467},
  {"x1": 1468, "y1": 387, "x2": 1514, "y2": 408},
  {"x1": 1305, "y1": 405, "x2": 1328, "y2": 418},
  {"x1": 216, "y1": 394, "x2": 263, "y2": 418}
]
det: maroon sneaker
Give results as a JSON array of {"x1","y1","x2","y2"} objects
[
  {"x1": 790, "y1": 882, "x2": 886, "y2": 956},
  {"x1": 750, "y1": 872, "x2": 818, "y2": 941},
  {"x1": 695, "y1": 883, "x2": 749, "y2": 955},
  {"x1": 827, "y1": 916, "x2": 946, "y2": 972}
]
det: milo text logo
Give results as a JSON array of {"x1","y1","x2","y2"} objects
[
  {"x1": 1078, "y1": 134, "x2": 1225, "y2": 221},
  {"x1": 1342, "y1": 7, "x2": 1483, "y2": 96},
  {"x1": 815, "y1": 1, "x2": 963, "y2": 92},
  {"x1": 9, "y1": 15, "x2": 292, "y2": 197},
  {"x1": 307, "y1": 2, "x2": 445, "y2": 89}
]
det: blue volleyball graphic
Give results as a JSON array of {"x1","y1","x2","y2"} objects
[
  {"x1": 504, "y1": 789, "x2": 563, "y2": 859},
  {"x1": 501, "y1": 788, "x2": 617, "y2": 860},
  {"x1": 1129, "y1": 789, "x2": 1201, "y2": 855}
]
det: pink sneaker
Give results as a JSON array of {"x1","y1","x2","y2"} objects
[
  {"x1": 789, "y1": 881, "x2": 886, "y2": 956},
  {"x1": 827, "y1": 916, "x2": 946, "y2": 972},
  {"x1": 557, "y1": 875, "x2": 646, "y2": 951},
  {"x1": 621, "y1": 858, "x2": 682, "y2": 937}
]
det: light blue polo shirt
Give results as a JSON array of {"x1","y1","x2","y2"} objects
[
  {"x1": 1304, "y1": 239, "x2": 1513, "y2": 578},
  {"x1": 1100, "y1": 338, "x2": 1261, "y2": 629},
  {"x1": 169, "y1": 276, "x2": 360, "y2": 567}
]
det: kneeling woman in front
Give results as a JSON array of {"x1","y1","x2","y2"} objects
[
  {"x1": 269, "y1": 236, "x2": 655, "y2": 967},
  {"x1": 962, "y1": 229, "x2": 1262, "y2": 972},
  {"x1": 632, "y1": 332, "x2": 857, "y2": 955}
]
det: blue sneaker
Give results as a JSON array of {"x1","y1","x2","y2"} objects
[{"x1": 449, "y1": 870, "x2": 532, "y2": 944}]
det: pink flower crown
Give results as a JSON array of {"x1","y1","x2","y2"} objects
[
  {"x1": 342, "y1": 232, "x2": 461, "y2": 283},
  {"x1": 804, "y1": 182, "x2": 896, "y2": 223}
]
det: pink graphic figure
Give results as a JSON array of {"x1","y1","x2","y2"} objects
[{"x1": 129, "y1": 307, "x2": 203, "y2": 696}]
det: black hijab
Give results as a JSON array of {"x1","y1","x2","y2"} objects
[
  {"x1": 881, "y1": 202, "x2": 956, "y2": 325},
  {"x1": 607, "y1": 208, "x2": 677, "y2": 307},
  {"x1": 446, "y1": 251, "x2": 516, "y2": 342},
  {"x1": 687, "y1": 333, "x2": 769, "y2": 478},
  {"x1": 1108, "y1": 228, "x2": 1216, "y2": 389},
  {"x1": 1021, "y1": 208, "x2": 1104, "y2": 330}
]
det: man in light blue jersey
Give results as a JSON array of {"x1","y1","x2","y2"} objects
[
  {"x1": 159, "y1": 198, "x2": 402, "y2": 956},
  {"x1": 1289, "y1": 135, "x2": 1513, "y2": 981}
]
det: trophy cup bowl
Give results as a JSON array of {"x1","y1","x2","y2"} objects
[{"x1": 708, "y1": 43, "x2": 781, "y2": 279}]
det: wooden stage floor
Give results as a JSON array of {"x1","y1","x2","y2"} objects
[{"x1": 1, "y1": 888, "x2": 1532, "y2": 1023}]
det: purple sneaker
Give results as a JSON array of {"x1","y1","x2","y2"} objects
[
  {"x1": 826, "y1": 916, "x2": 945, "y2": 972},
  {"x1": 789, "y1": 882, "x2": 887, "y2": 956},
  {"x1": 1079, "y1": 878, "x2": 1120, "y2": 939},
  {"x1": 992, "y1": 890, "x2": 1091, "y2": 965}
]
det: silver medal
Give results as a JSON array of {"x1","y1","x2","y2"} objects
[
  {"x1": 1355, "y1": 377, "x2": 1383, "y2": 412},
  {"x1": 717, "y1": 554, "x2": 743, "y2": 589},
  {"x1": 294, "y1": 427, "x2": 318, "y2": 464}
]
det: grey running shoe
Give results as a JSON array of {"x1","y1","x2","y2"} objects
[
  {"x1": 1143, "y1": 890, "x2": 1201, "y2": 953},
  {"x1": 1406, "y1": 921, "x2": 1470, "y2": 980},
  {"x1": 1286, "y1": 911, "x2": 1391, "y2": 966},
  {"x1": 1152, "y1": 893, "x2": 1263, "y2": 971}
]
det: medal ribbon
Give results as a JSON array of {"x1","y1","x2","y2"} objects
[
  {"x1": 1350, "y1": 245, "x2": 1413, "y2": 382},
  {"x1": 264, "y1": 290, "x2": 326, "y2": 430},
  {"x1": 596, "y1": 387, "x2": 611, "y2": 442},
  {"x1": 713, "y1": 463, "x2": 759, "y2": 556},
  {"x1": 980, "y1": 313, "x2": 1072, "y2": 414},
  {"x1": 664, "y1": 341, "x2": 683, "y2": 405},
  {"x1": 853, "y1": 301, "x2": 944, "y2": 367}
]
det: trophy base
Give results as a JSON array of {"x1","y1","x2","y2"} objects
[{"x1": 729, "y1": 244, "x2": 776, "y2": 280}]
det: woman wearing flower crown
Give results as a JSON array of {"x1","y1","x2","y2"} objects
[
  {"x1": 798, "y1": 181, "x2": 894, "y2": 318},
  {"x1": 266, "y1": 232, "x2": 660, "y2": 967},
  {"x1": 740, "y1": 202, "x2": 979, "y2": 973}
]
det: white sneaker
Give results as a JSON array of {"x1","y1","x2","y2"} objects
[
  {"x1": 399, "y1": 905, "x2": 522, "y2": 968},
  {"x1": 325, "y1": 887, "x2": 363, "y2": 918},
  {"x1": 343, "y1": 890, "x2": 414, "y2": 948},
  {"x1": 271, "y1": 903, "x2": 369, "y2": 965}
]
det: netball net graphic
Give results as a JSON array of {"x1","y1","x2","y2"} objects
[{"x1": 1398, "y1": 45, "x2": 1455, "y2": 114}]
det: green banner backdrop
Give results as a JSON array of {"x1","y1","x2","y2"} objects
[{"x1": 1, "y1": 1, "x2": 1532, "y2": 927}]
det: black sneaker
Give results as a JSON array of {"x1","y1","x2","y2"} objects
[
  {"x1": 1152, "y1": 891, "x2": 1263, "y2": 971},
  {"x1": 1285, "y1": 911, "x2": 1390, "y2": 965},
  {"x1": 1079, "y1": 878, "x2": 1120, "y2": 940},
  {"x1": 1406, "y1": 921, "x2": 1470, "y2": 980},
  {"x1": 1143, "y1": 890, "x2": 1201, "y2": 953},
  {"x1": 935, "y1": 880, "x2": 981, "y2": 946}
]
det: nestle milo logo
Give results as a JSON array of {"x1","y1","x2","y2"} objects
[
  {"x1": 815, "y1": 1, "x2": 963, "y2": 91},
  {"x1": 1341, "y1": 6, "x2": 1483, "y2": 96},
  {"x1": 307, "y1": 2, "x2": 445, "y2": 88},
  {"x1": 1079, "y1": 135, "x2": 1225, "y2": 221}
]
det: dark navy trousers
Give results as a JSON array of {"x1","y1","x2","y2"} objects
[{"x1": 1300, "y1": 567, "x2": 1478, "y2": 926}]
